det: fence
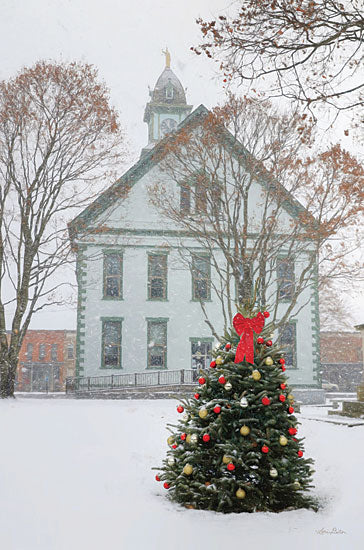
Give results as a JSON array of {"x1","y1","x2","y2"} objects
[{"x1": 65, "y1": 369, "x2": 197, "y2": 394}]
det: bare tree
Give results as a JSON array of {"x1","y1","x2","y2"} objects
[
  {"x1": 149, "y1": 97, "x2": 364, "y2": 335},
  {"x1": 193, "y1": 1, "x2": 364, "y2": 124},
  {"x1": 0, "y1": 61, "x2": 126, "y2": 398}
]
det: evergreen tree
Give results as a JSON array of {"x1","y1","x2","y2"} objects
[{"x1": 154, "y1": 302, "x2": 317, "y2": 513}]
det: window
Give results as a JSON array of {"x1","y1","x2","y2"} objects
[
  {"x1": 192, "y1": 255, "x2": 211, "y2": 301},
  {"x1": 180, "y1": 185, "x2": 191, "y2": 215},
  {"x1": 51, "y1": 344, "x2": 58, "y2": 362},
  {"x1": 26, "y1": 343, "x2": 33, "y2": 361},
  {"x1": 279, "y1": 322, "x2": 297, "y2": 368},
  {"x1": 39, "y1": 344, "x2": 46, "y2": 360},
  {"x1": 102, "y1": 319, "x2": 122, "y2": 369},
  {"x1": 236, "y1": 262, "x2": 253, "y2": 303},
  {"x1": 191, "y1": 340, "x2": 212, "y2": 373},
  {"x1": 67, "y1": 345, "x2": 74, "y2": 359},
  {"x1": 277, "y1": 258, "x2": 295, "y2": 300},
  {"x1": 165, "y1": 79, "x2": 174, "y2": 99},
  {"x1": 147, "y1": 319, "x2": 167, "y2": 369},
  {"x1": 148, "y1": 254, "x2": 167, "y2": 300},
  {"x1": 103, "y1": 252, "x2": 123, "y2": 299},
  {"x1": 194, "y1": 173, "x2": 208, "y2": 213}
]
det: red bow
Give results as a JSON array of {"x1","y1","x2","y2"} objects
[{"x1": 233, "y1": 312, "x2": 265, "y2": 364}]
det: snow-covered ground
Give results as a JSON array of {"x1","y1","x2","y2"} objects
[{"x1": 0, "y1": 398, "x2": 363, "y2": 550}]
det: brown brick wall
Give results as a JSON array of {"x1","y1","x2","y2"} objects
[{"x1": 320, "y1": 332, "x2": 363, "y2": 364}]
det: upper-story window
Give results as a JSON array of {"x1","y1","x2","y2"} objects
[
  {"x1": 67, "y1": 344, "x2": 74, "y2": 359},
  {"x1": 279, "y1": 322, "x2": 297, "y2": 368},
  {"x1": 51, "y1": 344, "x2": 58, "y2": 362},
  {"x1": 236, "y1": 262, "x2": 253, "y2": 303},
  {"x1": 39, "y1": 344, "x2": 46, "y2": 360},
  {"x1": 180, "y1": 185, "x2": 191, "y2": 215},
  {"x1": 26, "y1": 343, "x2": 33, "y2": 361},
  {"x1": 103, "y1": 252, "x2": 123, "y2": 299},
  {"x1": 192, "y1": 254, "x2": 211, "y2": 301},
  {"x1": 277, "y1": 258, "x2": 295, "y2": 301},
  {"x1": 148, "y1": 254, "x2": 167, "y2": 300}
]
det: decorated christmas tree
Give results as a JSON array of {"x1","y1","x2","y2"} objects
[{"x1": 154, "y1": 301, "x2": 317, "y2": 513}]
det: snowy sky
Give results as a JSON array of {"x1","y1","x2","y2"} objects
[{"x1": 1, "y1": 0, "x2": 362, "y2": 329}]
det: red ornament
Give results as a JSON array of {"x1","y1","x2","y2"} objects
[
  {"x1": 177, "y1": 405, "x2": 184, "y2": 413},
  {"x1": 257, "y1": 337, "x2": 265, "y2": 344},
  {"x1": 225, "y1": 343, "x2": 231, "y2": 351},
  {"x1": 297, "y1": 450, "x2": 303, "y2": 457},
  {"x1": 202, "y1": 434, "x2": 210, "y2": 442},
  {"x1": 227, "y1": 463, "x2": 235, "y2": 471},
  {"x1": 281, "y1": 366, "x2": 286, "y2": 372},
  {"x1": 288, "y1": 427, "x2": 297, "y2": 435},
  {"x1": 163, "y1": 482, "x2": 170, "y2": 489},
  {"x1": 218, "y1": 375, "x2": 226, "y2": 385},
  {"x1": 233, "y1": 311, "x2": 265, "y2": 364},
  {"x1": 293, "y1": 438, "x2": 298, "y2": 442},
  {"x1": 198, "y1": 377, "x2": 206, "y2": 385},
  {"x1": 262, "y1": 397, "x2": 271, "y2": 406},
  {"x1": 279, "y1": 394, "x2": 286, "y2": 402},
  {"x1": 172, "y1": 444, "x2": 177, "y2": 449},
  {"x1": 280, "y1": 383, "x2": 286, "y2": 390},
  {"x1": 288, "y1": 406, "x2": 294, "y2": 414},
  {"x1": 279, "y1": 358, "x2": 285, "y2": 364},
  {"x1": 263, "y1": 311, "x2": 270, "y2": 318},
  {"x1": 155, "y1": 475, "x2": 161, "y2": 481},
  {"x1": 194, "y1": 393, "x2": 200, "y2": 399},
  {"x1": 210, "y1": 360, "x2": 216, "y2": 368},
  {"x1": 180, "y1": 433, "x2": 187, "y2": 441},
  {"x1": 266, "y1": 340, "x2": 273, "y2": 347},
  {"x1": 261, "y1": 445, "x2": 269, "y2": 453},
  {"x1": 213, "y1": 405, "x2": 221, "y2": 414}
]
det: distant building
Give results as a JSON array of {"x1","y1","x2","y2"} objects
[
  {"x1": 320, "y1": 331, "x2": 363, "y2": 391},
  {"x1": 16, "y1": 330, "x2": 76, "y2": 391}
]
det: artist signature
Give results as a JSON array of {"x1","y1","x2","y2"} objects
[{"x1": 316, "y1": 527, "x2": 346, "y2": 535}]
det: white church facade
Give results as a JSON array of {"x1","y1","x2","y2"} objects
[{"x1": 69, "y1": 54, "x2": 323, "y2": 402}]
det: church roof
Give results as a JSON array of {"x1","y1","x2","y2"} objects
[
  {"x1": 68, "y1": 104, "x2": 316, "y2": 246},
  {"x1": 151, "y1": 66, "x2": 186, "y2": 105}
]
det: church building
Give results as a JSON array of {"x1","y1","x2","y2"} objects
[{"x1": 69, "y1": 51, "x2": 323, "y2": 403}]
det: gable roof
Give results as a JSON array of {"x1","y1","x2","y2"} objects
[{"x1": 68, "y1": 104, "x2": 315, "y2": 246}]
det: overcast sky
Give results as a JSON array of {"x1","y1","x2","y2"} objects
[{"x1": 1, "y1": 0, "x2": 362, "y2": 329}]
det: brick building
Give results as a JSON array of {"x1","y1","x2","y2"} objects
[
  {"x1": 16, "y1": 330, "x2": 76, "y2": 391},
  {"x1": 320, "y1": 331, "x2": 363, "y2": 391}
]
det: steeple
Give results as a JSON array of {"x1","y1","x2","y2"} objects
[{"x1": 142, "y1": 49, "x2": 193, "y2": 152}]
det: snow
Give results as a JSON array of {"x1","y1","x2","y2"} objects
[{"x1": 0, "y1": 398, "x2": 363, "y2": 550}]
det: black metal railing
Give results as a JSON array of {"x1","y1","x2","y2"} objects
[{"x1": 65, "y1": 369, "x2": 197, "y2": 394}]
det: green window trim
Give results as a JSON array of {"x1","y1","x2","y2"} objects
[
  {"x1": 278, "y1": 319, "x2": 298, "y2": 369},
  {"x1": 191, "y1": 253, "x2": 211, "y2": 302},
  {"x1": 147, "y1": 253, "x2": 168, "y2": 301},
  {"x1": 146, "y1": 318, "x2": 168, "y2": 370},
  {"x1": 101, "y1": 317, "x2": 124, "y2": 370},
  {"x1": 102, "y1": 251, "x2": 123, "y2": 300}
]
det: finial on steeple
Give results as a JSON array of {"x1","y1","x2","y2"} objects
[{"x1": 162, "y1": 47, "x2": 171, "y2": 68}]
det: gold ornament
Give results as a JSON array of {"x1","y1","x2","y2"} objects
[
  {"x1": 167, "y1": 436, "x2": 174, "y2": 446},
  {"x1": 265, "y1": 357, "x2": 274, "y2": 366},
  {"x1": 293, "y1": 480, "x2": 301, "y2": 490},
  {"x1": 235, "y1": 488, "x2": 246, "y2": 499},
  {"x1": 199, "y1": 408, "x2": 208, "y2": 419},
  {"x1": 222, "y1": 455, "x2": 232, "y2": 464},
  {"x1": 279, "y1": 435, "x2": 288, "y2": 446},
  {"x1": 288, "y1": 394, "x2": 294, "y2": 401},
  {"x1": 224, "y1": 381, "x2": 232, "y2": 391},
  {"x1": 270, "y1": 468, "x2": 278, "y2": 478},
  {"x1": 182, "y1": 413, "x2": 189, "y2": 421},
  {"x1": 205, "y1": 481, "x2": 211, "y2": 487},
  {"x1": 252, "y1": 370, "x2": 261, "y2": 381},
  {"x1": 190, "y1": 434, "x2": 198, "y2": 444},
  {"x1": 240, "y1": 425, "x2": 250, "y2": 436},
  {"x1": 186, "y1": 434, "x2": 192, "y2": 444},
  {"x1": 183, "y1": 464, "x2": 193, "y2": 475},
  {"x1": 215, "y1": 356, "x2": 224, "y2": 365}
]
